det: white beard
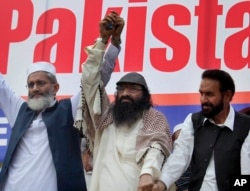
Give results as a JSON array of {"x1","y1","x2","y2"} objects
[{"x1": 27, "y1": 95, "x2": 54, "y2": 111}]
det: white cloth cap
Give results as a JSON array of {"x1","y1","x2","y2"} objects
[{"x1": 27, "y1": 62, "x2": 56, "y2": 76}]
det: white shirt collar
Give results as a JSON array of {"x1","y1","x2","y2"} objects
[{"x1": 204, "y1": 105, "x2": 235, "y2": 131}]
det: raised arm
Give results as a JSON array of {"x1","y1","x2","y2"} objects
[
  {"x1": 101, "y1": 12, "x2": 124, "y2": 86},
  {"x1": 0, "y1": 73, "x2": 24, "y2": 126},
  {"x1": 71, "y1": 13, "x2": 124, "y2": 116},
  {"x1": 74, "y1": 12, "x2": 124, "y2": 137},
  {"x1": 81, "y1": 12, "x2": 121, "y2": 116}
]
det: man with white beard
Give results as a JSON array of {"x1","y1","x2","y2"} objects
[{"x1": 0, "y1": 12, "x2": 123, "y2": 191}]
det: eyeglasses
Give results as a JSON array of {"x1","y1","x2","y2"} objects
[
  {"x1": 116, "y1": 85, "x2": 143, "y2": 94},
  {"x1": 26, "y1": 80, "x2": 51, "y2": 89}
]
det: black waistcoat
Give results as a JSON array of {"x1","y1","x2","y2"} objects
[
  {"x1": 189, "y1": 111, "x2": 250, "y2": 191},
  {"x1": 0, "y1": 99, "x2": 87, "y2": 191}
]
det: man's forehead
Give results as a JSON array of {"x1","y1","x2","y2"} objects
[{"x1": 200, "y1": 78, "x2": 220, "y2": 90}]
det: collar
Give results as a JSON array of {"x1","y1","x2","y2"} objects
[{"x1": 203, "y1": 105, "x2": 235, "y2": 131}]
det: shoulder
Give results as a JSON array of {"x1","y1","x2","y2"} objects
[
  {"x1": 235, "y1": 110, "x2": 250, "y2": 121},
  {"x1": 191, "y1": 111, "x2": 204, "y2": 126},
  {"x1": 235, "y1": 111, "x2": 250, "y2": 124},
  {"x1": 142, "y1": 108, "x2": 170, "y2": 129},
  {"x1": 57, "y1": 98, "x2": 72, "y2": 109},
  {"x1": 145, "y1": 107, "x2": 167, "y2": 120}
]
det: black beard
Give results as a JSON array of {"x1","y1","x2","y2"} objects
[
  {"x1": 112, "y1": 95, "x2": 148, "y2": 126},
  {"x1": 202, "y1": 100, "x2": 224, "y2": 118}
]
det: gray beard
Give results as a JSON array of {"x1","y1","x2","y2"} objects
[{"x1": 27, "y1": 95, "x2": 54, "y2": 111}]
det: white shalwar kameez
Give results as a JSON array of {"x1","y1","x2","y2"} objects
[
  {"x1": 79, "y1": 41, "x2": 172, "y2": 191},
  {"x1": 90, "y1": 119, "x2": 162, "y2": 191}
]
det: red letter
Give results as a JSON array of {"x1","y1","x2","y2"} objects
[
  {"x1": 195, "y1": 0, "x2": 222, "y2": 69},
  {"x1": 0, "y1": 0, "x2": 33, "y2": 73},
  {"x1": 124, "y1": 6, "x2": 146, "y2": 72},
  {"x1": 224, "y1": 2, "x2": 250, "y2": 69},
  {"x1": 79, "y1": 0, "x2": 103, "y2": 72},
  {"x1": 79, "y1": 0, "x2": 122, "y2": 72},
  {"x1": 34, "y1": 8, "x2": 76, "y2": 73},
  {"x1": 150, "y1": 4, "x2": 190, "y2": 72}
]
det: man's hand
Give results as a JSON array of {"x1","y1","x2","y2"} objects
[
  {"x1": 99, "y1": 11, "x2": 124, "y2": 46},
  {"x1": 137, "y1": 174, "x2": 154, "y2": 191},
  {"x1": 99, "y1": 12, "x2": 117, "y2": 44},
  {"x1": 111, "y1": 12, "x2": 124, "y2": 47},
  {"x1": 152, "y1": 180, "x2": 167, "y2": 191},
  {"x1": 82, "y1": 150, "x2": 93, "y2": 172}
]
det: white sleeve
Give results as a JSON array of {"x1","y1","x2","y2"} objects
[
  {"x1": 71, "y1": 42, "x2": 118, "y2": 119},
  {"x1": 139, "y1": 142, "x2": 165, "y2": 179},
  {"x1": 160, "y1": 113, "x2": 194, "y2": 189},
  {"x1": 70, "y1": 91, "x2": 81, "y2": 119},
  {"x1": 81, "y1": 41, "x2": 106, "y2": 116},
  {"x1": 241, "y1": 129, "x2": 250, "y2": 175},
  {"x1": 0, "y1": 73, "x2": 24, "y2": 127}
]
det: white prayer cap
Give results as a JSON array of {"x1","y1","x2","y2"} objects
[{"x1": 27, "y1": 62, "x2": 56, "y2": 76}]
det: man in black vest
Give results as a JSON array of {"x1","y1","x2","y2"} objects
[
  {"x1": 0, "y1": 12, "x2": 123, "y2": 191},
  {"x1": 152, "y1": 69, "x2": 250, "y2": 191}
]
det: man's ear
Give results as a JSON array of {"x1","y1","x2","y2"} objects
[
  {"x1": 224, "y1": 90, "x2": 233, "y2": 102},
  {"x1": 53, "y1": 83, "x2": 60, "y2": 95}
]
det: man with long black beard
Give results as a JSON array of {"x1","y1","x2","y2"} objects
[
  {"x1": 0, "y1": 13, "x2": 122, "y2": 191},
  {"x1": 77, "y1": 34, "x2": 172, "y2": 190},
  {"x1": 112, "y1": 73, "x2": 152, "y2": 127},
  {"x1": 153, "y1": 69, "x2": 250, "y2": 191}
]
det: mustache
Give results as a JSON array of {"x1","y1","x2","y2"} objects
[
  {"x1": 119, "y1": 96, "x2": 134, "y2": 102},
  {"x1": 29, "y1": 92, "x2": 45, "y2": 99},
  {"x1": 202, "y1": 103, "x2": 212, "y2": 107}
]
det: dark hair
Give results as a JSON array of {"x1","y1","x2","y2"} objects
[
  {"x1": 141, "y1": 86, "x2": 153, "y2": 109},
  {"x1": 201, "y1": 69, "x2": 235, "y2": 96}
]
